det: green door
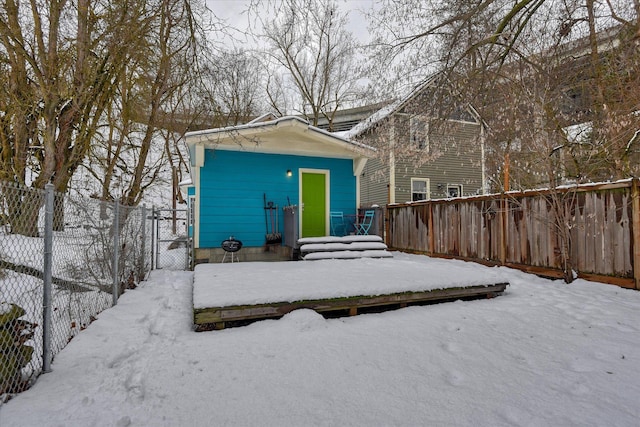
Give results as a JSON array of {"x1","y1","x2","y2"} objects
[{"x1": 301, "y1": 172, "x2": 326, "y2": 237}]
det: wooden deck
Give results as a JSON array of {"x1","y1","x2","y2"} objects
[{"x1": 194, "y1": 282, "x2": 508, "y2": 331}]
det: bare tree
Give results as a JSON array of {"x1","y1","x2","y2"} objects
[
  {"x1": 0, "y1": 0, "x2": 214, "y2": 234},
  {"x1": 368, "y1": 0, "x2": 640, "y2": 187},
  {"x1": 78, "y1": 0, "x2": 212, "y2": 210},
  {"x1": 0, "y1": 0, "x2": 150, "y2": 234},
  {"x1": 250, "y1": 0, "x2": 364, "y2": 128},
  {"x1": 200, "y1": 48, "x2": 265, "y2": 126},
  {"x1": 120, "y1": 0, "x2": 206, "y2": 208},
  {"x1": 365, "y1": 0, "x2": 640, "y2": 282}
]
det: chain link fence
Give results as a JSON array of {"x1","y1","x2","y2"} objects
[{"x1": 0, "y1": 180, "x2": 152, "y2": 404}]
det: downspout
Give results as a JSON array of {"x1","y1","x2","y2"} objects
[
  {"x1": 481, "y1": 124, "x2": 487, "y2": 194},
  {"x1": 356, "y1": 173, "x2": 361, "y2": 209}
]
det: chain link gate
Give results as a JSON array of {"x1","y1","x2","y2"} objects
[{"x1": 153, "y1": 208, "x2": 191, "y2": 270}]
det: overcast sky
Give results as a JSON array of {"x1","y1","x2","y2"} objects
[{"x1": 205, "y1": 0, "x2": 374, "y2": 47}]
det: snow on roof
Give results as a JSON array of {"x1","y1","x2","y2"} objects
[
  {"x1": 184, "y1": 115, "x2": 309, "y2": 139},
  {"x1": 185, "y1": 115, "x2": 375, "y2": 153},
  {"x1": 340, "y1": 76, "x2": 441, "y2": 140},
  {"x1": 178, "y1": 177, "x2": 192, "y2": 187},
  {"x1": 338, "y1": 99, "x2": 403, "y2": 140},
  {"x1": 247, "y1": 112, "x2": 282, "y2": 124}
]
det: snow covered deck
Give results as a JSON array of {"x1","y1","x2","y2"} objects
[{"x1": 193, "y1": 253, "x2": 509, "y2": 330}]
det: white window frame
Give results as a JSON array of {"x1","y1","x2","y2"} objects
[
  {"x1": 447, "y1": 184, "x2": 463, "y2": 198},
  {"x1": 409, "y1": 115, "x2": 429, "y2": 151},
  {"x1": 411, "y1": 178, "x2": 430, "y2": 201}
]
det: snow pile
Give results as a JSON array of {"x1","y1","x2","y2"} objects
[{"x1": 2, "y1": 254, "x2": 640, "y2": 426}]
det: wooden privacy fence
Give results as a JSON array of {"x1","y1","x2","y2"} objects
[{"x1": 387, "y1": 179, "x2": 640, "y2": 289}]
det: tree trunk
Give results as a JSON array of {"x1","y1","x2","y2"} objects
[{"x1": 551, "y1": 192, "x2": 575, "y2": 284}]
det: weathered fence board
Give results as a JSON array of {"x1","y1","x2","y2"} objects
[{"x1": 387, "y1": 180, "x2": 640, "y2": 289}]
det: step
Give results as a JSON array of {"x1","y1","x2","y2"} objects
[
  {"x1": 297, "y1": 235, "x2": 392, "y2": 261},
  {"x1": 297, "y1": 235, "x2": 383, "y2": 245},
  {"x1": 300, "y1": 241, "x2": 388, "y2": 253},
  {"x1": 303, "y1": 250, "x2": 394, "y2": 261}
]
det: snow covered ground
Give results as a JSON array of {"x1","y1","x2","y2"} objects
[{"x1": 2, "y1": 254, "x2": 640, "y2": 426}]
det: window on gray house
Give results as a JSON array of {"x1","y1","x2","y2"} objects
[
  {"x1": 409, "y1": 116, "x2": 429, "y2": 150},
  {"x1": 411, "y1": 178, "x2": 430, "y2": 201},
  {"x1": 447, "y1": 184, "x2": 463, "y2": 198}
]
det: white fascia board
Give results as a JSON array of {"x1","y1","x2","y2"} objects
[
  {"x1": 185, "y1": 116, "x2": 375, "y2": 160},
  {"x1": 209, "y1": 142, "x2": 369, "y2": 161}
]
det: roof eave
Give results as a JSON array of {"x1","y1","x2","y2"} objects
[{"x1": 185, "y1": 116, "x2": 375, "y2": 158}]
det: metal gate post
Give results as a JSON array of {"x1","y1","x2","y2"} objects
[
  {"x1": 140, "y1": 204, "x2": 147, "y2": 279},
  {"x1": 150, "y1": 207, "x2": 155, "y2": 270},
  {"x1": 184, "y1": 209, "x2": 190, "y2": 269},
  {"x1": 155, "y1": 207, "x2": 160, "y2": 269},
  {"x1": 42, "y1": 183, "x2": 54, "y2": 373},
  {"x1": 112, "y1": 200, "x2": 120, "y2": 306}
]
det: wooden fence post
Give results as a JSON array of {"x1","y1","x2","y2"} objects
[
  {"x1": 632, "y1": 179, "x2": 640, "y2": 290},
  {"x1": 428, "y1": 203, "x2": 434, "y2": 255},
  {"x1": 385, "y1": 207, "x2": 390, "y2": 247},
  {"x1": 500, "y1": 194, "x2": 507, "y2": 265}
]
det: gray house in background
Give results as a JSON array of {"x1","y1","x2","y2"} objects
[
  {"x1": 338, "y1": 79, "x2": 487, "y2": 208},
  {"x1": 314, "y1": 101, "x2": 392, "y2": 133}
]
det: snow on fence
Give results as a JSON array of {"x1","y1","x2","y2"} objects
[
  {"x1": 387, "y1": 179, "x2": 640, "y2": 289},
  {"x1": 0, "y1": 181, "x2": 152, "y2": 404}
]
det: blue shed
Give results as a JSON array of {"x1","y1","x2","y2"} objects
[{"x1": 184, "y1": 115, "x2": 373, "y2": 262}]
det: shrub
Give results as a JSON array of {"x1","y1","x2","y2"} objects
[{"x1": 0, "y1": 303, "x2": 35, "y2": 394}]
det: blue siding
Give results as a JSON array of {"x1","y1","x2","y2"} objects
[{"x1": 198, "y1": 149, "x2": 356, "y2": 248}]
